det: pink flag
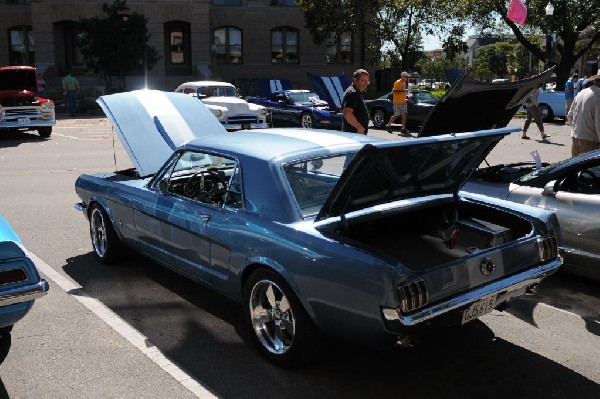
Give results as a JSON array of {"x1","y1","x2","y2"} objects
[{"x1": 507, "y1": 0, "x2": 527, "y2": 25}]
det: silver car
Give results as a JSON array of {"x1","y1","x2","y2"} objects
[{"x1": 464, "y1": 150, "x2": 600, "y2": 281}]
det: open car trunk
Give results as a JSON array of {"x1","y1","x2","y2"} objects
[{"x1": 333, "y1": 200, "x2": 532, "y2": 271}]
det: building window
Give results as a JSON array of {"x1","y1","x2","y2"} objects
[
  {"x1": 271, "y1": 27, "x2": 298, "y2": 64},
  {"x1": 164, "y1": 21, "x2": 191, "y2": 76},
  {"x1": 8, "y1": 25, "x2": 34, "y2": 66},
  {"x1": 326, "y1": 32, "x2": 352, "y2": 64},
  {"x1": 270, "y1": 0, "x2": 296, "y2": 6},
  {"x1": 213, "y1": 27, "x2": 242, "y2": 64},
  {"x1": 52, "y1": 21, "x2": 82, "y2": 74},
  {"x1": 212, "y1": 0, "x2": 241, "y2": 5}
]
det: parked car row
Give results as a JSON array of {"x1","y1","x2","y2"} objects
[
  {"x1": 73, "y1": 68, "x2": 563, "y2": 367},
  {"x1": 246, "y1": 89, "x2": 342, "y2": 129}
]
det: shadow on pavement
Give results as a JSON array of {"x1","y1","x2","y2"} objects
[{"x1": 63, "y1": 252, "x2": 599, "y2": 399}]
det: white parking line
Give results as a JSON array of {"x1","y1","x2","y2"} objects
[{"x1": 30, "y1": 252, "x2": 218, "y2": 399}]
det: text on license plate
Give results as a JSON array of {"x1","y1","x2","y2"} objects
[
  {"x1": 241, "y1": 123, "x2": 251, "y2": 129},
  {"x1": 18, "y1": 117, "x2": 30, "y2": 124},
  {"x1": 461, "y1": 294, "x2": 497, "y2": 324}
]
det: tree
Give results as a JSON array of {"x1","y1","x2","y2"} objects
[
  {"x1": 416, "y1": 54, "x2": 467, "y2": 81},
  {"x1": 77, "y1": 0, "x2": 158, "y2": 93},
  {"x1": 440, "y1": 0, "x2": 600, "y2": 88},
  {"x1": 295, "y1": 0, "x2": 438, "y2": 70},
  {"x1": 471, "y1": 41, "x2": 535, "y2": 80}
]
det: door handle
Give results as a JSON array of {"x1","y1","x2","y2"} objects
[{"x1": 195, "y1": 212, "x2": 211, "y2": 223}]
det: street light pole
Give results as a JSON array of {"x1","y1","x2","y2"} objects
[{"x1": 545, "y1": 1, "x2": 554, "y2": 66}]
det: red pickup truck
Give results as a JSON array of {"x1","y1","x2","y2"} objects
[{"x1": 0, "y1": 66, "x2": 55, "y2": 137}]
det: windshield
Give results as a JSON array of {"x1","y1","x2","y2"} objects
[
  {"x1": 518, "y1": 156, "x2": 583, "y2": 182},
  {"x1": 284, "y1": 153, "x2": 355, "y2": 217},
  {"x1": 412, "y1": 91, "x2": 439, "y2": 103},
  {"x1": 198, "y1": 86, "x2": 238, "y2": 98},
  {"x1": 288, "y1": 92, "x2": 321, "y2": 105}
]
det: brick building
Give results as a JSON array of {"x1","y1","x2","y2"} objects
[{"x1": 1, "y1": 0, "x2": 366, "y2": 103}]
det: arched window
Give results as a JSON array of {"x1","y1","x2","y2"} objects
[
  {"x1": 164, "y1": 21, "x2": 191, "y2": 76},
  {"x1": 271, "y1": 27, "x2": 298, "y2": 64},
  {"x1": 8, "y1": 25, "x2": 34, "y2": 66},
  {"x1": 326, "y1": 33, "x2": 352, "y2": 64},
  {"x1": 213, "y1": 27, "x2": 242, "y2": 64}
]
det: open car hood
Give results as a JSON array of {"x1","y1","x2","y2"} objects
[
  {"x1": 316, "y1": 127, "x2": 517, "y2": 222},
  {"x1": 307, "y1": 72, "x2": 351, "y2": 111},
  {"x1": 418, "y1": 68, "x2": 554, "y2": 137},
  {"x1": 0, "y1": 66, "x2": 37, "y2": 102},
  {"x1": 97, "y1": 90, "x2": 227, "y2": 177}
]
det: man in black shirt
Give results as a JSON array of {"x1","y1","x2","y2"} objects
[{"x1": 342, "y1": 69, "x2": 370, "y2": 134}]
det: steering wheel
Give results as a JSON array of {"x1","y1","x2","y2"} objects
[
  {"x1": 183, "y1": 170, "x2": 228, "y2": 203},
  {"x1": 576, "y1": 169, "x2": 600, "y2": 193}
]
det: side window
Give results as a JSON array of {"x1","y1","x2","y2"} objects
[
  {"x1": 156, "y1": 151, "x2": 242, "y2": 209},
  {"x1": 271, "y1": 27, "x2": 298, "y2": 64},
  {"x1": 164, "y1": 21, "x2": 191, "y2": 76},
  {"x1": 224, "y1": 164, "x2": 244, "y2": 209},
  {"x1": 213, "y1": 27, "x2": 242, "y2": 64},
  {"x1": 326, "y1": 32, "x2": 352, "y2": 64},
  {"x1": 8, "y1": 25, "x2": 35, "y2": 66}
]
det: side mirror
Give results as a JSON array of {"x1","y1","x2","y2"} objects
[
  {"x1": 157, "y1": 178, "x2": 170, "y2": 192},
  {"x1": 542, "y1": 180, "x2": 558, "y2": 197}
]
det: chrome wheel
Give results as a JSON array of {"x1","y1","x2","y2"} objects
[
  {"x1": 249, "y1": 279, "x2": 295, "y2": 355},
  {"x1": 89, "y1": 204, "x2": 125, "y2": 264},
  {"x1": 539, "y1": 104, "x2": 554, "y2": 122},
  {"x1": 372, "y1": 108, "x2": 388, "y2": 129},
  {"x1": 90, "y1": 207, "x2": 108, "y2": 258},
  {"x1": 301, "y1": 113, "x2": 314, "y2": 129}
]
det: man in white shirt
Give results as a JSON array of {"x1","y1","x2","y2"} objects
[{"x1": 567, "y1": 69, "x2": 600, "y2": 156}]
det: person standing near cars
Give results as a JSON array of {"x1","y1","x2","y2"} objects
[
  {"x1": 341, "y1": 69, "x2": 370, "y2": 135},
  {"x1": 567, "y1": 70, "x2": 600, "y2": 156},
  {"x1": 521, "y1": 85, "x2": 547, "y2": 140},
  {"x1": 385, "y1": 71, "x2": 410, "y2": 136},
  {"x1": 62, "y1": 70, "x2": 80, "y2": 117},
  {"x1": 565, "y1": 73, "x2": 578, "y2": 115}
]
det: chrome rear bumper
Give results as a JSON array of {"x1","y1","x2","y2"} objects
[
  {"x1": 383, "y1": 259, "x2": 562, "y2": 326},
  {"x1": 0, "y1": 280, "x2": 49, "y2": 307}
]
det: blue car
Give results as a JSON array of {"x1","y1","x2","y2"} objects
[
  {"x1": 74, "y1": 81, "x2": 561, "y2": 367},
  {"x1": 538, "y1": 90, "x2": 566, "y2": 122},
  {"x1": 247, "y1": 89, "x2": 342, "y2": 129},
  {"x1": 0, "y1": 215, "x2": 49, "y2": 363}
]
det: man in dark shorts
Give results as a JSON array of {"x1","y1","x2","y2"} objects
[{"x1": 341, "y1": 69, "x2": 370, "y2": 134}]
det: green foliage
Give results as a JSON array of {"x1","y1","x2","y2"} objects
[
  {"x1": 77, "y1": 0, "x2": 159, "y2": 93},
  {"x1": 295, "y1": 0, "x2": 436, "y2": 69},
  {"x1": 415, "y1": 54, "x2": 466, "y2": 80},
  {"x1": 473, "y1": 38, "x2": 547, "y2": 80},
  {"x1": 440, "y1": 0, "x2": 600, "y2": 88}
]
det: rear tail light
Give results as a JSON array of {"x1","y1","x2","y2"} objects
[
  {"x1": 538, "y1": 236, "x2": 559, "y2": 262},
  {"x1": 399, "y1": 279, "x2": 428, "y2": 313}
]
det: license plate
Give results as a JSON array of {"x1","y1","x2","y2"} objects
[
  {"x1": 18, "y1": 117, "x2": 30, "y2": 124},
  {"x1": 241, "y1": 123, "x2": 251, "y2": 130},
  {"x1": 461, "y1": 294, "x2": 497, "y2": 324}
]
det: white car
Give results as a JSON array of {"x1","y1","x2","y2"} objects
[{"x1": 175, "y1": 81, "x2": 269, "y2": 131}]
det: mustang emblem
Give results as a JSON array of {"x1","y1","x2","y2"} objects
[{"x1": 480, "y1": 258, "x2": 496, "y2": 276}]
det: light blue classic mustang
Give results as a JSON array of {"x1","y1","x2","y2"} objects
[
  {"x1": 0, "y1": 214, "x2": 48, "y2": 363},
  {"x1": 75, "y1": 82, "x2": 562, "y2": 367}
]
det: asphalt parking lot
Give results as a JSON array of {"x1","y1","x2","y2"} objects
[
  {"x1": 369, "y1": 115, "x2": 571, "y2": 165},
  {"x1": 2, "y1": 114, "x2": 597, "y2": 399}
]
